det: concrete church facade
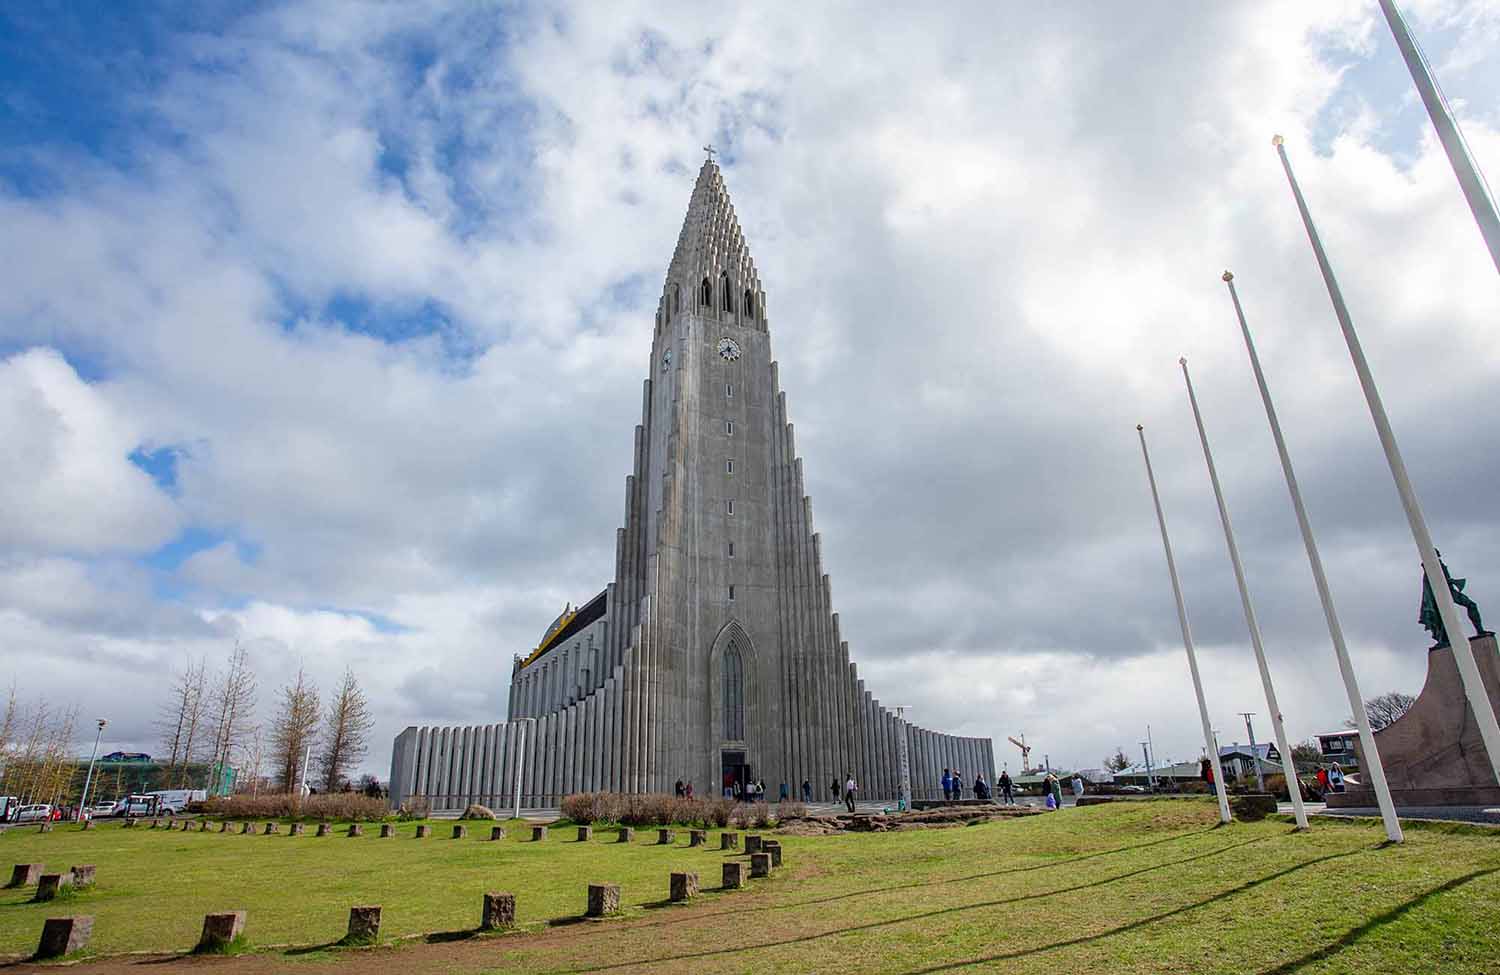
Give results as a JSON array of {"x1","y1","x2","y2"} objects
[{"x1": 389, "y1": 159, "x2": 994, "y2": 810}]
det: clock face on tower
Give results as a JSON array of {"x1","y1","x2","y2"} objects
[{"x1": 717, "y1": 338, "x2": 742, "y2": 362}]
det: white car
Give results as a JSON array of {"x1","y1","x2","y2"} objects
[
  {"x1": 14, "y1": 803, "x2": 53, "y2": 823},
  {"x1": 91, "y1": 801, "x2": 118, "y2": 817}
]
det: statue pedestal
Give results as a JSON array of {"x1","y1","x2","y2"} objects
[{"x1": 1328, "y1": 633, "x2": 1500, "y2": 808}]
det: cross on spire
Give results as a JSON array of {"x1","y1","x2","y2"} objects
[{"x1": 703, "y1": 143, "x2": 717, "y2": 162}]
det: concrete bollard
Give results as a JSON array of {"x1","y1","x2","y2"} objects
[
  {"x1": 263, "y1": 822, "x2": 278, "y2": 835},
  {"x1": 616, "y1": 827, "x2": 634, "y2": 843},
  {"x1": 39, "y1": 822, "x2": 53, "y2": 833},
  {"x1": 70, "y1": 865, "x2": 96, "y2": 887},
  {"x1": 670, "y1": 871, "x2": 699, "y2": 902},
  {"x1": 7, "y1": 863, "x2": 43, "y2": 888},
  {"x1": 657, "y1": 829, "x2": 674, "y2": 845},
  {"x1": 82, "y1": 820, "x2": 96, "y2": 831},
  {"x1": 33, "y1": 873, "x2": 69, "y2": 901},
  {"x1": 240, "y1": 822, "x2": 253, "y2": 835},
  {"x1": 750, "y1": 852, "x2": 771, "y2": 878},
  {"x1": 586, "y1": 883, "x2": 621, "y2": 918},
  {"x1": 220, "y1": 821, "x2": 231, "y2": 833},
  {"x1": 377, "y1": 824, "x2": 391, "y2": 838},
  {"x1": 745, "y1": 834, "x2": 763, "y2": 854},
  {"x1": 196, "y1": 911, "x2": 246, "y2": 953},
  {"x1": 721, "y1": 832, "x2": 740, "y2": 850},
  {"x1": 289, "y1": 823, "x2": 305, "y2": 836},
  {"x1": 199, "y1": 820, "x2": 211, "y2": 832},
  {"x1": 351, "y1": 823, "x2": 369, "y2": 837},
  {"x1": 124, "y1": 818, "x2": 138, "y2": 828},
  {"x1": 722, "y1": 861, "x2": 747, "y2": 889},
  {"x1": 489, "y1": 826, "x2": 506, "y2": 841},
  {"x1": 531, "y1": 826, "x2": 548, "y2": 842},
  {"x1": 316, "y1": 823, "x2": 330, "y2": 837},
  {"x1": 452, "y1": 824, "x2": 468, "y2": 839},
  {"x1": 35, "y1": 916, "x2": 93, "y2": 959},
  {"x1": 344, "y1": 906, "x2": 381, "y2": 944},
  {"x1": 763, "y1": 840, "x2": 783, "y2": 868},
  {"x1": 149, "y1": 819, "x2": 161, "y2": 829},
  {"x1": 688, "y1": 829, "x2": 706, "y2": 847},
  {"x1": 415, "y1": 825, "x2": 431, "y2": 839},
  {"x1": 480, "y1": 891, "x2": 516, "y2": 930},
  {"x1": 576, "y1": 826, "x2": 592, "y2": 842}
]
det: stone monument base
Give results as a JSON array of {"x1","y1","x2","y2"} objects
[{"x1": 1326, "y1": 634, "x2": 1500, "y2": 809}]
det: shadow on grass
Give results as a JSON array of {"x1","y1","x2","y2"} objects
[
  {"x1": 1256, "y1": 868, "x2": 1497, "y2": 974},
  {"x1": 557, "y1": 835, "x2": 1283, "y2": 973}
]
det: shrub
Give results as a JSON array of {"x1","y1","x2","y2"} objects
[
  {"x1": 201, "y1": 792, "x2": 390, "y2": 822},
  {"x1": 777, "y1": 801, "x2": 808, "y2": 821},
  {"x1": 560, "y1": 793, "x2": 752, "y2": 828},
  {"x1": 396, "y1": 797, "x2": 430, "y2": 821},
  {"x1": 459, "y1": 804, "x2": 497, "y2": 820}
]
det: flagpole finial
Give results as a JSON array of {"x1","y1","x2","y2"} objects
[
  {"x1": 1179, "y1": 356, "x2": 1188, "y2": 367},
  {"x1": 1136, "y1": 423, "x2": 1144, "y2": 432},
  {"x1": 1222, "y1": 270, "x2": 1234, "y2": 282},
  {"x1": 1272, "y1": 134, "x2": 1285, "y2": 147}
]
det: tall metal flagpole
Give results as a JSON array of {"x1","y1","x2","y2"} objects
[
  {"x1": 1274, "y1": 136, "x2": 1500, "y2": 797},
  {"x1": 1136, "y1": 424, "x2": 1232, "y2": 824},
  {"x1": 1378, "y1": 0, "x2": 1500, "y2": 275},
  {"x1": 1222, "y1": 269, "x2": 1402, "y2": 842},
  {"x1": 1179, "y1": 358, "x2": 1309, "y2": 829}
]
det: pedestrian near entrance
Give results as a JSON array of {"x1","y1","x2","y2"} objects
[
  {"x1": 974, "y1": 774, "x2": 990, "y2": 800},
  {"x1": 1315, "y1": 767, "x2": 1330, "y2": 795},
  {"x1": 1072, "y1": 775, "x2": 1084, "y2": 798},
  {"x1": 780, "y1": 782, "x2": 789, "y2": 802},
  {"x1": 830, "y1": 777, "x2": 840, "y2": 801},
  {"x1": 801, "y1": 779, "x2": 812, "y2": 803},
  {"x1": 675, "y1": 779, "x2": 685, "y2": 797},
  {"x1": 844, "y1": 775, "x2": 857, "y2": 813},
  {"x1": 1328, "y1": 764, "x2": 1346, "y2": 793},
  {"x1": 941, "y1": 768, "x2": 953, "y2": 801},
  {"x1": 952, "y1": 770, "x2": 963, "y2": 800},
  {"x1": 999, "y1": 770, "x2": 1014, "y2": 804}
]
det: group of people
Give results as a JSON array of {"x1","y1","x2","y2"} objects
[
  {"x1": 712, "y1": 776, "x2": 775, "y2": 802},
  {"x1": 940, "y1": 767, "x2": 996, "y2": 801},
  {"x1": 1038, "y1": 772, "x2": 1085, "y2": 810},
  {"x1": 1315, "y1": 764, "x2": 1347, "y2": 795}
]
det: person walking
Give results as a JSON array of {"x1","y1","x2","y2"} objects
[
  {"x1": 974, "y1": 773, "x2": 989, "y2": 800},
  {"x1": 844, "y1": 774, "x2": 857, "y2": 813},
  {"x1": 801, "y1": 778, "x2": 812, "y2": 803},
  {"x1": 1328, "y1": 764, "x2": 1346, "y2": 793},
  {"x1": 830, "y1": 777, "x2": 841, "y2": 801},
  {"x1": 941, "y1": 768, "x2": 953, "y2": 801},
  {"x1": 780, "y1": 782, "x2": 789, "y2": 802},
  {"x1": 1315, "y1": 766, "x2": 1330, "y2": 796},
  {"x1": 999, "y1": 770, "x2": 1014, "y2": 805},
  {"x1": 1071, "y1": 774, "x2": 1085, "y2": 799},
  {"x1": 952, "y1": 770, "x2": 963, "y2": 800},
  {"x1": 675, "y1": 779, "x2": 685, "y2": 798}
]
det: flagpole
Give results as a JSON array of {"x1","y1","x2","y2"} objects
[
  {"x1": 1378, "y1": 0, "x2": 1500, "y2": 275},
  {"x1": 1220, "y1": 271, "x2": 1401, "y2": 842},
  {"x1": 1178, "y1": 357, "x2": 1309, "y2": 830},
  {"x1": 1274, "y1": 135, "x2": 1500, "y2": 800},
  {"x1": 1136, "y1": 423, "x2": 1232, "y2": 825}
]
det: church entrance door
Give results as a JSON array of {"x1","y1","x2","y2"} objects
[{"x1": 721, "y1": 750, "x2": 751, "y2": 800}]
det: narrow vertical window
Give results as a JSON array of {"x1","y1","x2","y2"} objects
[
  {"x1": 701, "y1": 277, "x2": 712, "y2": 306},
  {"x1": 744, "y1": 290, "x2": 755, "y2": 318},
  {"x1": 723, "y1": 643, "x2": 744, "y2": 739},
  {"x1": 728, "y1": 541, "x2": 735, "y2": 558},
  {"x1": 721, "y1": 272, "x2": 733, "y2": 312},
  {"x1": 726, "y1": 459, "x2": 734, "y2": 474},
  {"x1": 728, "y1": 584, "x2": 736, "y2": 601},
  {"x1": 725, "y1": 419, "x2": 734, "y2": 435},
  {"x1": 727, "y1": 499, "x2": 734, "y2": 515},
  {"x1": 726, "y1": 382, "x2": 733, "y2": 398}
]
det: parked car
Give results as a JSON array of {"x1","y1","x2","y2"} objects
[
  {"x1": 0, "y1": 796, "x2": 19, "y2": 822},
  {"x1": 123, "y1": 794, "x2": 163, "y2": 817},
  {"x1": 148, "y1": 789, "x2": 207, "y2": 814},
  {"x1": 14, "y1": 803, "x2": 53, "y2": 823},
  {"x1": 90, "y1": 801, "x2": 118, "y2": 817}
]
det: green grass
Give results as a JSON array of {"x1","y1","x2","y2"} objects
[{"x1": 0, "y1": 803, "x2": 1497, "y2": 973}]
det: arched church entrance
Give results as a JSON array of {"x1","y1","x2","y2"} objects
[{"x1": 710, "y1": 622, "x2": 757, "y2": 800}]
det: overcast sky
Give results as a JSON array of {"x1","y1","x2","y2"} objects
[{"x1": 3, "y1": 0, "x2": 1499, "y2": 781}]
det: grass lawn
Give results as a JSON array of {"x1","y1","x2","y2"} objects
[{"x1": 0, "y1": 802, "x2": 1497, "y2": 973}]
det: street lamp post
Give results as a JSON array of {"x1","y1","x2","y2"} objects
[{"x1": 77, "y1": 719, "x2": 107, "y2": 822}]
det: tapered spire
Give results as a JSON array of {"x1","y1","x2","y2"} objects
[{"x1": 658, "y1": 158, "x2": 765, "y2": 330}]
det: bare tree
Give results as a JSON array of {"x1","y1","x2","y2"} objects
[
  {"x1": 207, "y1": 643, "x2": 257, "y2": 793},
  {"x1": 270, "y1": 669, "x2": 320, "y2": 792},
  {"x1": 1103, "y1": 747, "x2": 1132, "y2": 773},
  {"x1": 1359, "y1": 691, "x2": 1418, "y2": 731},
  {"x1": 158, "y1": 658, "x2": 209, "y2": 788},
  {"x1": 317, "y1": 668, "x2": 373, "y2": 793}
]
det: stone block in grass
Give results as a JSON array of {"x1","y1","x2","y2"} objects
[
  {"x1": 38, "y1": 822, "x2": 52, "y2": 833},
  {"x1": 195, "y1": 911, "x2": 246, "y2": 954},
  {"x1": 617, "y1": 828, "x2": 634, "y2": 843},
  {"x1": 670, "y1": 871, "x2": 699, "y2": 902},
  {"x1": 262, "y1": 823, "x2": 278, "y2": 835},
  {"x1": 240, "y1": 822, "x2": 253, "y2": 835},
  {"x1": 316, "y1": 823, "x2": 330, "y2": 837},
  {"x1": 70, "y1": 864, "x2": 95, "y2": 887},
  {"x1": 481, "y1": 891, "x2": 516, "y2": 930},
  {"x1": 7, "y1": 863, "x2": 42, "y2": 888},
  {"x1": 35, "y1": 916, "x2": 92, "y2": 960},
  {"x1": 722, "y1": 861, "x2": 746, "y2": 889},
  {"x1": 688, "y1": 829, "x2": 706, "y2": 847},
  {"x1": 415, "y1": 825, "x2": 431, "y2": 838},
  {"x1": 586, "y1": 883, "x2": 621, "y2": 918},
  {"x1": 490, "y1": 826, "x2": 506, "y2": 841},
  {"x1": 452, "y1": 825, "x2": 467, "y2": 839},
  {"x1": 720, "y1": 832, "x2": 739, "y2": 850},
  {"x1": 219, "y1": 821, "x2": 231, "y2": 833},
  {"x1": 763, "y1": 841, "x2": 782, "y2": 868},
  {"x1": 576, "y1": 826, "x2": 592, "y2": 842},
  {"x1": 32, "y1": 873, "x2": 69, "y2": 901},
  {"x1": 657, "y1": 829, "x2": 674, "y2": 845},
  {"x1": 198, "y1": 820, "x2": 211, "y2": 832},
  {"x1": 745, "y1": 834, "x2": 763, "y2": 854},
  {"x1": 531, "y1": 826, "x2": 547, "y2": 842},
  {"x1": 289, "y1": 823, "x2": 304, "y2": 836},
  {"x1": 82, "y1": 820, "x2": 96, "y2": 831},
  {"x1": 750, "y1": 853, "x2": 771, "y2": 878},
  {"x1": 344, "y1": 906, "x2": 381, "y2": 944}
]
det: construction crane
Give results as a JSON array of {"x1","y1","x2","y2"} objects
[{"x1": 1007, "y1": 735, "x2": 1032, "y2": 772}]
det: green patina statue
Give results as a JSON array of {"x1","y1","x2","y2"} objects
[{"x1": 1419, "y1": 550, "x2": 1486, "y2": 648}]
